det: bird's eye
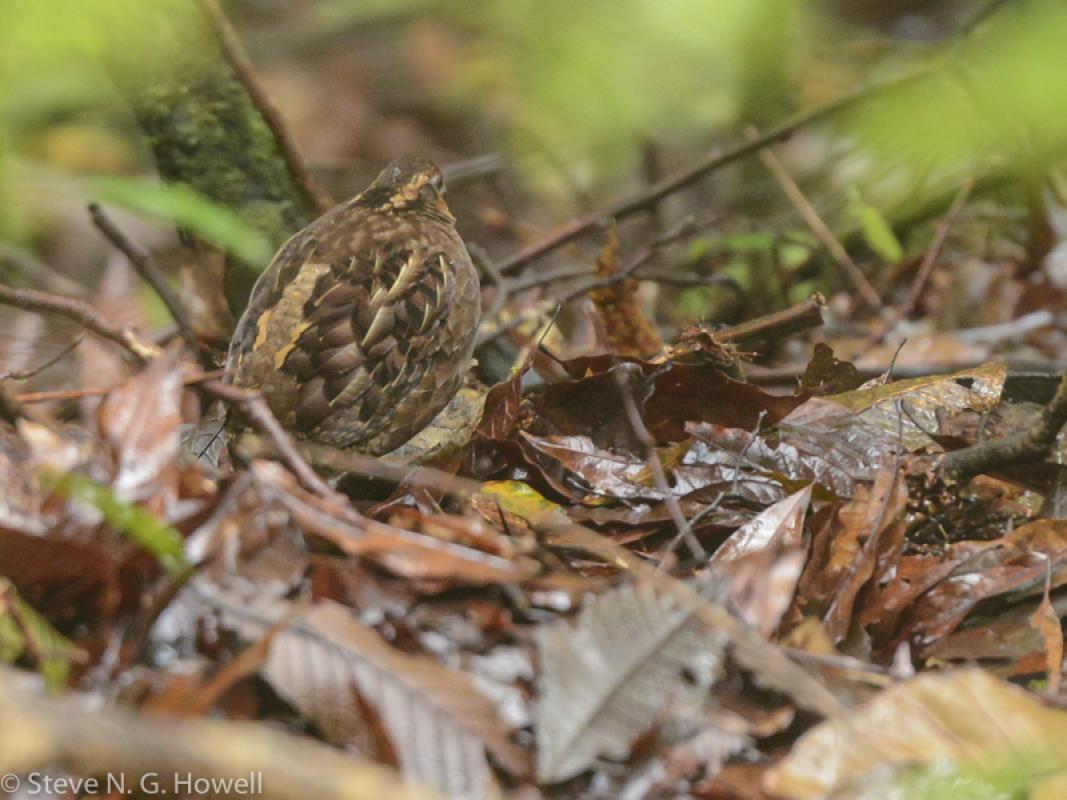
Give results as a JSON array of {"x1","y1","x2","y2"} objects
[{"x1": 420, "y1": 172, "x2": 445, "y2": 202}]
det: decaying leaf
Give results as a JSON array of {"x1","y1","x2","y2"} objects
[
  {"x1": 253, "y1": 462, "x2": 528, "y2": 584},
  {"x1": 814, "y1": 466, "x2": 907, "y2": 644},
  {"x1": 764, "y1": 669, "x2": 1067, "y2": 799},
  {"x1": 536, "y1": 582, "x2": 729, "y2": 782},
  {"x1": 824, "y1": 361, "x2": 1007, "y2": 451},
  {"x1": 799, "y1": 343, "x2": 866, "y2": 396},
  {"x1": 262, "y1": 600, "x2": 527, "y2": 798}
]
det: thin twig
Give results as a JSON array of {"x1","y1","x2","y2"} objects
[
  {"x1": 756, "y1": 135, "x2": 882, "y2": 310},
  {"x1": 508, "y1": 265, "x2": 595, "y2": 294},
  {"x1": 201, "y1": 381, "x2": 337, "y2": 498},
  {"x1": 0, "y1": 283, "x2": 158, "y2": 364},
  {"x1": 0, "y1": 241, "x2": 88, "y2": 297},
  {"x1": 504, "y1": 212, "x2": 724, "y2": 297},
  {"x1": 715, "y1": 294, "x2": 826, "y2": 345},
  {"x1": 612, "y1": 363, "x2": 706, "y2": 562},
  {"x1": 195, "y1": 0, "x2": 334, "y2": 215},
  {"x1": 16, "y1": 369, "x2": 223, "y2": 405},
  {"x1": 477, "y1": 218, "x2": 719, "y2": 350},
  {"x1": 246, "y1": 438, "x2": 488, "y2": 498},
  {"x1": 89, "y1": 203, "x2": 201, "y2": 349},
  {"x1": 870, "y1": 176, "x2": 974, "y2": 345},
  {"x1": 467, "y1": 242, "x2": 511, "y2": 328},
  {"x1": 0, "y1": 337, "x2": 82, "y2": 381},
  {"x1": 496, "y1": 71, "x2": 929, "y2": 277},
  {"x1": 747, "y1": 358, "x2": 1067, "y2": 387}
]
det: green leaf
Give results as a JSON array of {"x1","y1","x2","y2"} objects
[
  {"x1": 479, "y1": 480, "x2": 572, "y2": 529},
  {"x1": 0, "y1": 580, "x2": 84, "y2": 690},
  {"x1": 46, "y1": 470, "x2": 188, "y2": 576},
  {"x1": 87, "y1": 176, "x2": 273, "y2": 266},
  {"x1": 851, "y1": 196, "x2": 905, "y2": 264}
]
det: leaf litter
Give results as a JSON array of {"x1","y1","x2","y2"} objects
[{"x1": 4, "y1": 286, "x2": 1067, "y2": 800}]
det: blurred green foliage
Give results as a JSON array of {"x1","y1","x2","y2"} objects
[
  {"x1": 46, "y1": 470, "x2": 188, "y2": 578},
  {"x1": 848, "y1": 188, "x2": 905, "y2": 263},
  {"x1": 0, "y1": 580, "x2": 82, "y2": 691},
  {"x1": 90, "y1": 177, "x2": 273, "y2": 266},
  {"x1": 5, "y1": 0, "x2": 1067, "y2": 284},
  {"x1": 858, "y1": 755, "x2": 1067, "y2": 800},
  {"x1": 458, "y1": 0, "x2": 796, "y2": 197},
  {"x1": 0, "y1": 0, "x2": 197, "y2": 243},
  {"x1": 828, "y1": 0, "x2": 1067, "y2": 223}
]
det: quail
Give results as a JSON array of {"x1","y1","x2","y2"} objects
[{"x1": 224, "y1": 157, "x2": 481, "y2": 455}]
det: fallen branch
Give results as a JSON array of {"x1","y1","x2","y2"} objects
[
  {"x1": 715, "y1": 294, "x2": 827, "y2": 346},
  {"x1": 249, "y1": 437, "x2": 487, "y2": 498},
  {"x1": 16, "y1": 369, "x2": 223, "y2": 405},
  {"x1": 941, "y1": 373, "x2": 1067, "y2": 477}
]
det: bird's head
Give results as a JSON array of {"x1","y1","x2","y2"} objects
[{"x1": 360, "y1": 157, "x2": 452, "y2": 220}]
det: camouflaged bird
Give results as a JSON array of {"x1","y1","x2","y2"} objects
[{"x1": 224, "y1": 158, "x2": 481, "y2": 455}]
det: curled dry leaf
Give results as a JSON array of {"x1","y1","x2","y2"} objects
[
  {"x1": 252, "y1": 462, "x2": 529, "y2": 585},
  {"x1": 1030, "y1": 562, "x2": 1063, "y2": 694},
  {"x1": 899, "y1": 519, "x2": 1067, "y2": 660},
  {"x1": 819, "y1": 466, "x2": 907, "y2": 645},
  {"x1": 706, "y1": 485, "x2": 812, "y2": 636},
  {"x1": 587, "y1": 226, "x2": 662, "y2": 357}
]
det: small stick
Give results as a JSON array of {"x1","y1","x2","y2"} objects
[
  {"x1": 503, "y1": 212, "x2": 723, "y2": 297},
  {"x1": 715, "y1": 294, "x2": 826, "y2": 345},
  {"x1": 0, "y1": 241, "x2": 87, "y2": 297},
  {"x1": 253, "y1": 438, "x2": 488, "y2": 499},
  {"x1": 16, "y1": 369, "x2": 223, "y2": 405},
  {"x1": 869, "y1": 176, "x2": 974, "y2": 345},
  {"x1": 467, "y1": 242, "x2": 512, "y2": 329},
  {"x1": 756, "y1": 136, "x2": 882, "y2": 310},
  {"x1": 0, "y1": 337, "x2": 82, "y2": 381},
  {"x1": 195, "y1": 0, "x2": 334, "y2": 215},
  {"x1": 477, "y1": 218, "x2": 716, "y2": 350},
  {"x1": 612, "y1": 363, "x2": 706, "y2": 562},
  {"x1": 89, "y1": 203, "x2": 201, "y2": 349},
  {"x1": 0, "y1": 283, "x2": 158, "y2": 363}
]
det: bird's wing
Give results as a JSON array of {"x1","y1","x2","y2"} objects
[{"x1": 279, "y1": 239, "x2": 459, "y2": 437}]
